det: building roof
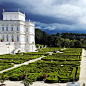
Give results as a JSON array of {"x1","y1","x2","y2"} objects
[{"x1": 2, "y1": 12, "x2": 25, "y2": 17}]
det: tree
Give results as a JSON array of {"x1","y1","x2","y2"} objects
[
  {"x1": 48, "y1": 36, "x2": 54, "y2": 46},
  {"x1": 42, "y1": 31, "x2": 49, "y2": 45},
  {"x1": 69, "y1": 41, "x2": 74, "y2": 48},
  {"x1": 56, "y1": 32, "x2": 60, "y2": 36},
  {"x1": 35, "y1": 28, "x2": 43, "y2": 44},
  {"x1": 74, "y1": 40, "x2": 82, "y2": 48},
  {"x1": 35, "y1": 28, "x2": 86, "y2": 48},
  {"x1": 21, "y1": 78, "x2": 33, "y2": 86},
  {"x1": 55, "y1": 39, "x2": 61, "y2": 47}
]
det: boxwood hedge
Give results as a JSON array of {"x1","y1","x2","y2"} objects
[{"x1": 0, "y1": 48, "x2": 82, "y2": 83}]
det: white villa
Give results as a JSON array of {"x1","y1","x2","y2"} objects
[{"x1": 0, "y1": 9, "x2": 35, "y2": 55}]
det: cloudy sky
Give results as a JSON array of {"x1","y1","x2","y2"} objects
[{"x1": 0, "y1": 0, "x2": 86, "y2": 34}]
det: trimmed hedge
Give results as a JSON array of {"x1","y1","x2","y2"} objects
[
  {"x1": 0, "y1": 54, "x2": 43, "y2": 64},
  {"x1": 39, "y1": 47, "x2": 62, "y2": 52},
  {"x1": 0, "y1": 48, "x2": 82, "y2": 83}
]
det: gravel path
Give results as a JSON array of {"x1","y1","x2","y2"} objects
[
  {"x1": 79, "y1": 48, "x2": 86, "y2": 85},
  {"x1": 46, "y1": 52, "x2": 53, "y2": 55},
  {"x1": 2, "y1": 80, "x2": 68, "y2": 86},
  {"x1": 3, "y1": 80, "x2": 67, "y2": 86},
  {"x1": 2, "y1": 81, "x2": 58, "y2": 86}
]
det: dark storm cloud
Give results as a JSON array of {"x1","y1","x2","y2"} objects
[
  {"x1": 0, "y1": 1, "x2": 28, "y2": 12},
  {"x1": 26, "y1": 13, "x2": 75, "y2": 25},
  {"x1": 0, "y1": 1, "x2": 27, "y2": 19},
  {"x1": 0, "y1": 0, "x2": 86, "y2": 34}
]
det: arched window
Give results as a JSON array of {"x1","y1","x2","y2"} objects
[
  {"x1": 6, "y1": 35, "x2": 9, "y2": 42},
  {"x1": 17, "y1": 35, "x2": 19, "y2": 41}
]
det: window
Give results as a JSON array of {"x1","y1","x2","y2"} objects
[
  {"x1": 26, "y1": 38, "x2": 28, "y2": 42},
  {"x1": 12, "y1": 35, "x2": 14, "y2": 42},
  {"x1": 2, "y1": 35, "x2": 4, "y2": 41},
  {"x1": 17, "y1": 35, "x2": 19, "y2": 41},
  {"x1": 2, "y1": 27, "x2": 4, "y2": 31},
  {"x1": 6, "y1": 35, "x2": 8, "y2": 42},
  {"x1": 11, "y1": 27, "x2": 13, "y2": 31},
  {"x1": 26, "y1": 36, "x2": 28, "y2": 42},
  {"x1": 26, "y1": 28, "x2": 28, "y2": 32},
  {"x1": 6, "y1": 27, "x2": 8, "y2": 31},
  {"x1": 17, "y1": 27, "x2": 19, "y2": 31}
]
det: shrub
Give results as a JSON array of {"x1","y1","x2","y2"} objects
[{"x1": 53, "y1": 49, "x2": 57, "y2": 53}]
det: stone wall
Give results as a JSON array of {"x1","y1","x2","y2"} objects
[{"x1": 0, "y1": 42, "x2": 14, "y2": 55}]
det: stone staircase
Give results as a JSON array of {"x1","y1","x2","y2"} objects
[{"x1": 10, "y1": 48, "x2": 21, "y2": 55}]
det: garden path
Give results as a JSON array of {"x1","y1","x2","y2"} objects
[
  {"x1": 46, "y1": 52, "x2": 53, "y2": 55},
  {"x1": 46, "y1": 48, "x2": 66, "y2": 55},
  {"x1": 79, "y1": 48, "x2": 86, "y2": 85},
  {"x1": 0, "y1": 55, "x2": 45, "y2": 73},
  {"x1": 3, "y1": 80, "x2": 67, "y2": 86}
]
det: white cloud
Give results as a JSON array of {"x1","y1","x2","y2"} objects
[
  {"x1": 35, "y1": 21, "x2": 86, "y2": 31},
  {"x1": 35, "y1": 26, "x2": 41, "y2": 29}
]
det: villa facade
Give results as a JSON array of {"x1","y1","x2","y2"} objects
[{"x1": 0, "y1": 9, "x2": 35, "y2": 54}]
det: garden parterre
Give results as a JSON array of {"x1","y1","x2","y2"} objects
[
  {"x1": 0, "y1": 52, "x2": 48, "y2": 71},
  {"x1": 0, "y1": 48, "x2": 82, "y2": 83},
  {"x1": 0, "y1": 54, "x2": 42, "y2": 64},
  {"x1": 0, "y1": 63, "x2": 14, "y2": 71},
  {"x1": 60, "y1": 48, "x2": 82, "y2": 53}
]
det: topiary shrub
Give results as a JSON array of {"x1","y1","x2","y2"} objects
[
  {"x1": 53, "y1": 49, "x2": 57, "y2": 53},
  {"x1": 36, "y1": 44, "x2": 39, "y2": 48}
]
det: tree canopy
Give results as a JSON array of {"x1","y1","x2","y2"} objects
[{"x1": 35, "y1": 28, "x2": 86, "y2": 48}]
